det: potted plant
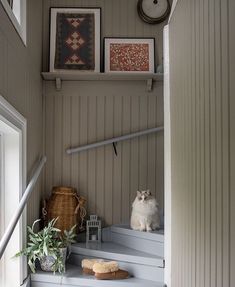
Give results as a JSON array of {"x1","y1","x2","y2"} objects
[{"x1": 15, "y1": 218, "x2": 76, "y2": 274}]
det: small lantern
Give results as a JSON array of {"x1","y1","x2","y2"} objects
[{"x1": 86, "y1": 215, "x2": 101, "y2": 244}]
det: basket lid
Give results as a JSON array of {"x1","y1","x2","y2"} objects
[{"x1": 52, "y1": 186, "x2": 77, "y2": 196}]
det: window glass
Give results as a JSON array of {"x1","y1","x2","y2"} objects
[{"x1": 12, "y1": 0, "x2": 21, "y2": 24}]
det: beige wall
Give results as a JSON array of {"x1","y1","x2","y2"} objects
[
  {"x1": 0, "y1": 1, "x2": 43, "y2": 224},
  {"x1": 168, "y1": 0, "x2": 234, "y2": 286},
  {"x1": 42, "y1": 0, "x2": 166, "y2": 226}
]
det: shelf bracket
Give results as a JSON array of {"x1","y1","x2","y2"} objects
[
  {"x1": 55, "y1": 77, "x2": 62, "y2": 91},
  {"x1": 146, "y1": 78, "x2": 153, "y2": 92}
]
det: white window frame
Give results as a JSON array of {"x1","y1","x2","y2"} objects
[
  {"x1": 0, "y1": 95, "x2": 27, "y2": 285},
  {"x1": 0, "y1": 0, "x2": 27, "y2": 45},
  {"x1": 164, "y1": 24, "x2": 172, "y2": 287}
]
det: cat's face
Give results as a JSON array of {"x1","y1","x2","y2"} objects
[{"x1": 136, "y1": 190, "x2": 151, "y2": 202}]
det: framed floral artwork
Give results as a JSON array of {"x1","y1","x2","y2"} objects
[
  {"x1": 50, "y1": 7, "x2": 101, "y2": 72},
  {"x1": 104, "y1": 37, "x2": 155, "y2": 73}
]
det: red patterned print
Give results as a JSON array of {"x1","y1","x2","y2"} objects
[{"x1": 109, "y1": 43, "x2": 150, "y2": 71}]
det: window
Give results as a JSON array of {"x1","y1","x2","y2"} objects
[
  {"x1": 0, "y1": 96, "x2": 27, "y2": 287},
  {"x1": 0, "y1": 0, "x2": 26, "y2": 44}
]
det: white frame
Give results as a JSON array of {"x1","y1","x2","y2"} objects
[
  {"x1": 104, "y1": 38, "x2": 155, "y2": 73},
  {"x1": 0, "y1": 0, "x2": 27, "y2": 45},
  {"x1": 163, "y1": 25, "x2": 171, "y2": 287},
  {"x1": 50, "y1": 7, "x2": 100, "y2": 73},
  {"x1": 0, "y1": 95, "x2": 27, "y2": 284}
]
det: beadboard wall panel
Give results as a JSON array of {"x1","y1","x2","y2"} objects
[
  {"x1": 0, "y1": 1, "x2": 43, "y2": 224},
  {"x1": 42, "y1": 0, "x2": 166, "y2": 226},
  {"x1": 42, "y1": 0, "x2": 171, "y2": 72},
  {"x1": 168, "y1": 0, "x2": 234, "y2": 286},
  {"x1": 44, "y1": 81, "x2": 164, "y2": 226}
]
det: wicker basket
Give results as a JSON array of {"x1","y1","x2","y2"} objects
[{"x1": 45, "y1": 186, "x2": 85, "y2": 234}]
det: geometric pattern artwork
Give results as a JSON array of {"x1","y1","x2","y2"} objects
[
  {"x1": 109, "y1": 43, "x2": 150, "y2": 72},
  {"x1": 54, "y1": 13, "x2": 95, "y2": 70},
  {"x1": 104, "y1": 38, "x2": 155, "y2": 73}
]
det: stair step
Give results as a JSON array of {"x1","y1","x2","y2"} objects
[
  {"x1": 31, "y1": 264, "x2": 164, "y2": 287},
  {"x1": 69, "y1": 242, "x2": 164, "y2": 282},
  {"x1": 110, "y1": 224, "x2": 164, "y2": 257},
  {"x1": 111, "y1": 225, "x2": 164, "y2": 242},
  {"x1": 71, "y1": 242, "x2": 163, "y2": 267}
]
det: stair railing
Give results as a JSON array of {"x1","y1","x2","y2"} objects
[
  {"x1": 0, "y1": 156, "x2": 47, "y2": 259},
  {"x1": 67, "y1": 126, "x2": 164, "y2": 155}
]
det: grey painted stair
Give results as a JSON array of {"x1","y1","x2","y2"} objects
[
  {"x1": 110, "y1": 224, "x2": 164, "y2": 257},
  {"x1": 69, "y1": 242, "x2": 164, "y2": 282},
  {"x1": 31, "y1": 264, "x2": 164, "y2": 287}
]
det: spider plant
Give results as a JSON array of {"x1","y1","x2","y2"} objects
[{"x1": 15, "y1": 218, "x2": 76, "y2": 273}]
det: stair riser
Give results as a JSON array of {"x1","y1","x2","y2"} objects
[
  {"x1": 31, "y1": 283, "x2": 87, "y2": 287},
  {"x1": 31, "y1": 279, "x2": 161, "y2": 287},
  {"x1": 111, "y1": 232, "x2": 164, "y2": 257},
  {"x1": 69, "y1": 254, "x2": 164, "y2": 282}
]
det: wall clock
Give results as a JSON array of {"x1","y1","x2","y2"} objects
[{"x1": 137, "y1": 0, "x2": 171, "y2": 24}]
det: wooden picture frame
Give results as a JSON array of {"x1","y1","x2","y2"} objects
[
  {"x1": 104, "y1": 37, "x2": 155, "y2": 73},
  {"x1": 50, "y1": 7, "x2": 101, "y2": 73}
]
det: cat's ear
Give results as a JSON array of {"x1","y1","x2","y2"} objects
[
  {"x1": 137, "y1": 190, "x2": 141, "y2": 196},
  {"x1": 146, "y1": 189, "x2": 151, "y2": 196}
]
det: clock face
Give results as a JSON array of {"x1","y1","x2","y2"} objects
[
  {"x1": 142, "y1": 0, "x2": 169, "y2": 19},
  {"x1": 137, "y1": 0, "x2": 171, "y2": 24}
]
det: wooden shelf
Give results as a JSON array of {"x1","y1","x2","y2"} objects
[
  {"x1": 42, "y1": 72, "x2": 163, "y2": 81},
  {"x1": 41, "y1": 72, "x2": 163, "y2": 91}
]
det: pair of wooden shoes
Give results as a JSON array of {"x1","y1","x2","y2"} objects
[{"x1": 81, "y1": 259, "x2": 129, "y2": 280}]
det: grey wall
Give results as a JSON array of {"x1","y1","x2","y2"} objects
[
  {"x1": 0, "y1": 1, "x2": 43, "y2": 223},
  {"x1": 168, "y1": 0, "x2": 235, "y2": 286},
  {"x1": 43, "y1": 0, "x2": 166, "y2": 226},
  {"x1": 44, "y1": 81, "x2": 164, "y2": 226}
]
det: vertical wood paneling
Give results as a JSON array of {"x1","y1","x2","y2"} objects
[
  {"x1": 121, "y1": 95, "x2": 131, "y2": 222},
  {"x1": 79, "y1": 97, "x2": 88, "y2": 199},
  {"x1": 156, "y1": 84, "x2": 164, "y2": 207},
  {"x1": 62, "y1": 96, "x2": 71, "y2": 186},
  {"x1": 169, "y1": 0, "x2": 234, "y2": 286},
  {"x1": 70, "y1": 96, "x2": 80, "y2": 190},
  {"x1": 147, "y1": 95, "x2": 157, "y2": 198},
  {"x1": 229, "y1": 0, "x2": 235, "y2": 285},
  {"x1": 139, "y1": 96, "x2": 148, "y2": 190},
  {"x1": 87, "y1": 96, "x2": 97, "y2": 214},
  {"x1": 45, "y1": 93, "x2": 54, "y2": 194},
  {"x1": 104, "y1": 96, "x2": 114, "y2": 225},
  {"x1": 0, "y1": 1, "x2": 43, "y2": 224},
  {"x1": 96, "y1": 96, "x2": 105, "y2": 220},
  {"x1": 130, "y1": 96, "x2": 140, "y2": 204},
  {"x1": 44, "y1": 82, "x2": 163, "y2": 226},
  {"x1": 113, "y1": 96, "x2": 122, "y2": 224},
  {"x1": 53, "y1": 95, "x2": 63, "y2": 185}
]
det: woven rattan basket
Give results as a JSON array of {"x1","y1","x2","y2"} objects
[{"x1": 45, "y1": 186, "x2": 85, "y2": 234}]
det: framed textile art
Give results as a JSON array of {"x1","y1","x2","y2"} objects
[
  {"x1": 50, "y1": 8, "x2": 101, "y2": 72},
  {"x1": 104, "y1": 38, "x2": 155, "y2": 73}
]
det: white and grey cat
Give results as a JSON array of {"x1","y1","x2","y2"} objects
[{"x1": 130, "y1": 190, "x2": 160, "y2": 232}]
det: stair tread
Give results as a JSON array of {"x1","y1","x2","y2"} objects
[
  {"x1": 71, "y1": 242, "x2": 164, "y2": 267},
  {"x1": 111, "y1": 224, "x2": 164, "y2": 242},
  {"x1": 31, "y1": 264, "x2": 164, "y2": 287}
]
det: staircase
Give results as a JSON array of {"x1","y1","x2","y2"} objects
[{"x1": 31, "y1": 224, "x2": 164, "y2": 287}]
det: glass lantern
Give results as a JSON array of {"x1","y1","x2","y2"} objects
[{"x1": 86, "y1": 215, "x2": 101, "y2": 246}]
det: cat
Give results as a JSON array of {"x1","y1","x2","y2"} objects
[{"x1": 130, "y1": 190, "x2": 160, "y2": 232}]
